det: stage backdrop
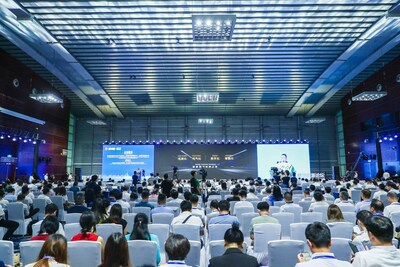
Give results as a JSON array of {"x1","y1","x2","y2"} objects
[
  {"x1": 155, "y1": 144, "x2": 257, "y2": 180},
  {"x1": 257, "y1": 144, "x2": 311, "y2": 179}
]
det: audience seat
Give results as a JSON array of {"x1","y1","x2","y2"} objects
[
  {"x1": 20, "y1": 241, "x2": 45, "y2": 266},
  {"x1": 128, "y1": 240, "x2": 157, "y2": 267},
  {"x1": 67, "y1": 241, "x2": 102, "y2": 267},
  {"x1": 268, "y1": 240, "x2": 304, "y2": 267}
]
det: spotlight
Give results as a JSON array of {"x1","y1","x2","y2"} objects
[
  {"x1": 384, "y1": 137, "x2": 388, "y2": 140},
  {"x1": 379, "y1": 139, "x2": 383, "y2": 143},
  {"x1": 0, "y1": 135, "x2": 4, "y2": 139},
  {"x1": 12, "y1": 137, "x2": 16, "y2": 141},
  {"x1": 33, "y1": 141, "x2": 37, "y2": 144}
]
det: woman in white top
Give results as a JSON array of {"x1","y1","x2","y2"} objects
[{"x1": 26, "y1": 234, "x2": 70, "y2": 267}]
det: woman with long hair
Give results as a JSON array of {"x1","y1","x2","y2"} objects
[
  {"x1": 91, "y1": 198, "x2": 108, "y2": 224},
  {"x1": 30, "y1": 216, "x2": 60, "y2": 241},
  {"x1": 127, "y1": 213, "x2": 161, "y2": 265},
  {"x1": 104, "y1": 204, "x2": 128, "y2": 234},
  {"x1": 327, "y1": 204, "x2": 346, "y2": 223},
  {"x1": 268, "y1": 185, "x2": 283, "y2": 206},
  {"x1": 71, "y1": 211, "x2": 103, "y2": 246},
  {"x1": 98, "y1": 232, "x2": 131, "y2": 267},
  {"x1": 26, "y1": 234, "x2": 69, "y2": 267}
]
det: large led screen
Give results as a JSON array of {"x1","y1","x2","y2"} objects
[
  {"x1": 257, "y1": 144, "x2": 310, "y2": 179},
  {"x1": 155, "y1": 144, "x2": 257, "y2": 180},
  {"x1": 102, "y1": 145, "x2": 154, "y2": 181}
]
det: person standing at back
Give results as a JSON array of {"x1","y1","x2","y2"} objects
[
  {"x1": 161, "y1": 173, "x2": 173, "y2": 198},
  {"x1": 190, "y1": 171, "x2": 200, "y2": 195}
]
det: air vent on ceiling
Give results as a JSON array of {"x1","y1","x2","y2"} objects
[{"x1": 192, "y1": 14, "x2": 236, "y2": 41}]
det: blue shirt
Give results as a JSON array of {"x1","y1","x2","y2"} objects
[
  {"x1": 135, "y1": 201, "x2": 155, "y2": 209},
  {"x1": 208, "y1": 214, "x2": 240, "y2": 226},
  {"x1": 151, "y1": 205, "x2": 174, "y2": 216}
]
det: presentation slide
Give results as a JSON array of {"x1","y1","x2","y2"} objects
[
  {"x1": 155, "y1": 144, "x2": 257, "y2": 180},
  {"x1": 102, "y1": 145, "x2": 154, "y2": 181},
  {"x1": 257, "y1": 144, "x2": 310, "y2": 179}
]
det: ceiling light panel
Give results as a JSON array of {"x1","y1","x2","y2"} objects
[
  {"x1": 192, "y1": 14, "x2": 236, "y2": 41},
  {"x1": 351, "y1": 91, "x2": 387, "y2": 101}
]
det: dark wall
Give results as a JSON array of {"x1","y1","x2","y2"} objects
[
  {"x1": 0, "y1": 49, "x2": 70, "y2": 180},
  {"x1": 341, "y1": 55, "x2": 400, "y2": 178}
]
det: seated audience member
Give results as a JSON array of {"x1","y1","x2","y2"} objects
[
  {"x1": 268, "y1": 185, "x2": 283, "y2": 206},
  {"x1": 30, "y1": 215, "x2": 60, "y2": 241},
  {"x1": 183, "y1": 191, "x2": 192, "y2": 201},
  {"x1": 209, "y1": 225, "x2": 258, "y2": 267},
  {"x1": 209, "y1": 199, "x2": 220, "y2": 215},
  {"x1": 247, "y1": 188, "x2": 258, "y2": 199},
  {"x1": 308, "y1": 191, "x2": 329, "y2": 212},
  {"x1": 383, "y1": 191, "x2": 400, "y2": 218},
  {"x1": 168, "y1": 190, "x2": 183, "y2": 204},
  {"x1": 164, "y1": 234, "x2": 191, "y2": 267},
  {"x1": 67, "y1": 193, "x2": 89, "y2": 214},
  {"x1": 99, "y1": 232, "x2": 131, "y2": 267},
  {"x1": 323, "y1": 186, "x2": 334, "y2": 201},
  {"x1": 250, "y1": 201, "x2": 279, "y2": 240},
  {"x1": 0, "y1": 203, "x2": 19, "y2": 240},
  {"x1": 4, "y1": 187, "x2": 17, "y2": 202},
  {"x1": 208, "y1": 200, "x2": 239, "y2": 227},
  {"x1": 326, "y1": 204, "x2": 346, "y2": 223},
  {"x1": 121, "y1": 186, "x2": 130, "y2": 201},
  {"x1": 172, "y1": 200, "x2": 204, "y2": 235},
  {"x1": 352, "y1": 216, "x2": 400, "y2": 267},
  {"x1": 280, "y1": 192, "x2": 301, "y2": 212},
  {"x1": 113, "y1": 190, "x2": 131, "y2": 212},
  {"x1": 91, "y1": 198, "x2": 108, "y2": 224},
  {"x1": 129, "y1": 191, "x2": 139, "y2": 204},
  {"x1": 226, "y1": 188, "x2": 240, "y2": 202},
  {"x1": 190, "y1": 194, "x2": 205, "y2": 223},
  {"x1": 233, "y1": 190, "x2": 253, "y2": 215},
  {"x1": 0, "y1": 189, "x2": 10, "y2": 206},
  {"x1": 32, "y1": 203, "x2": 65, "y2": 236},
  {"x1": 261, "y1": 188, "x2": 272, "y2": 202},
  {"x1": 151, "y1": 193, "x2": 174, "y2": 218},
  {"x1": 373, "y1": 183, "x2": 387, "y2": 199},
  {"x1": 355, "y1": 189, "x2": 372, "y2": 213},
  {"x1": 68, "y1": 181, "x2": 80, "y2": 196},
  {"x1": 386, "y1": 181, "x2": 399, "y2": 194},
  {"x1": 369, "y1": 199, "x2": 384, "y2": 216},
  {"x1": 135, "y1": 190, "x2": 155, "y2": 209},
  {"x1": 300, "y1": 189, "x2": 313, "y2": 202},
  {"x1": 126, "y1": 213, "x2": 161, "y2": 265},
  {"x1": 38, "y1": 187, "x2": 53, "y2": 205},
  {"x1": 296, "y1": 222, "x2": 352, "y2": 266},
  {"x1": 104, "y1": 204, "x2": 128, "y2": 234},
  {"x1": 71, "y1": 211, "x2": 104, "y2": 245},
  {"x1": 353, "y1": 210, "x2": 372, "y2": 243},
  {"x1": 335, "y1": 191, "x2": 354, "y2": 206},
  {"x1": 26, "y1": 234, "x2": 70, "y2": 267}
]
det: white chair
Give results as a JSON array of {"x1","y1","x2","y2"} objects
[
  {"x1": 20, "y1": 241, "x2": 45, "y2": 266},
  {"x1": 229, "y1": 201, "x2": 238, "y2": 213},
  {"x1": 0, "y1": 227, "x2": 4, "y2": 240},
  {"x1": 313, "y1": 205, "x2": 329, "y2": 222},
  {"x1": 290, "y1": 223, "x2": 309, "y2": 243},
  {"x1": 240, "y1": 212, "x2": 258, "y2": 238},
  {"x1": 64, "y1": 213, "x2": 81, "y2": 224},
  {"x1": 272, "y1": 212, "x2": 294, "y2": 239},
  {"x1": 359, "y1": 204, "x2": 370, "y2": 212},
  {"x1": 390, "y1": 211, "x2": 400, "y2": 227},
  {"x1": 171, "y1": 224, "x2": 200, "y2": 242},
  {"x1": 131, "y1": 207, "x2": 151, "y2": 219},
  {"x1": 343, "y1": 212, "x2": 357, "y2": 225},
  {"x1": 282, "y1": 206, "x2": 302, "y2": 222},
  {"x1": 209, "y1": 240, "x2": 225, "y2": 258},
  {"x1": 351, "y1": 190, "x2": 362, "y2": 204},
  {"x1": 298, "y1": 201, "x2": 312, "y2": 212},
  {"x1": 327, "y1": 222, "x2": 353, "y2": 239},
  {"x1": 301, "y1": 212, "x2": 323, "y2": 223},
  {"x1": 67, "y1": 241, "x2": 102, "y2": 267},
  {"x1": 268, "y1": 240, "x2": 304, "y2": 267},
  {"x1": 123, "y1": 213, "x2": 136, "y2": 234},
  {"x1": 67, "y1": 191, "x2": 75, "y2": 202},
  {"x1": 208, "y1": 224, "x2": 231, "y2": 241},
  {"x1": 128, "y1": 240, "x2": 157, "y2": 267},
  {"x1": 0, "y1": 240, "x2": 14, "y2": 266},
  {"x1": 152, "y1": 213, "x2": 174, "y2": 224},
  {"x1": 96, "y1": 223, "x2": 122, "y2": 241},
  {"x1": 208, "y1": 195, "x2": 221, "y2": 201},
  {"x1": 186, "y1": 240, "x2": 201, "y2": 267},
  {"x1": 273, "y1": 201, "x2": 285, "y2": 207},
  {"x1": 64, "y1": 223, "x2": 81, "y2": 241},
  {"x1": 32, "y1": 198, "x2": 46, "y2": 220},
  {"x1": 32, "y1": 221, "x2": 41, "y2": 236},
  {"x1": 269, "y1": 206, "x2": 280, "y2": 215},
  {"x1": 253, "y1": 223, "x2": 281, "y2": 253},
  {"x1": 337, "y1": 204, "x2": 355, "y2": 213},
  {"x1": 50, "y1": 196, "x2": 65, "y2": 222},
  {"x1": 379, "y1": 194, "x2": 390, "y2": 207},
  {"x1": 206, "y1": 212, "x2": 219, "y2": 223},
  {"x1": 331, "y1": 238, "x2": 352, "y2": 262},
  {"x1": 235, "y1": 206, "x2": 255, "y2": 222},
  {"x1": 7, "y1": 202, "x2": 31, "y2": 235},
  {"x1": 148, "y1": 224, "x2": 170, "y2": 255}
]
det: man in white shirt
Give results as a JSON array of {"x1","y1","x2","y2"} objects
[
  {"x1": 372, "y1": 183, "x2": 387, "y2": 200},
  {"x1": 113, "y1": 190, "x2": 131, "y2": 212},
  {"x1": 233, "y1": 190, "x2": 253, "y2": 215},
  {"x1": 280, "y1": 192, "x2": 301, "y2": 212},
  {"x1": 335, "y1": 191, "x2": 354, "y2": 208},
  {"x1": 308, "y1": 191, "x2": 329, "y2": 212},
  {"x1": 353, "y1": 210, "x2": 372, "y2": 243},
  {"x1": 352, "y1": 216, "x2": 400, "y2": 267},
  {"x1": 383, "y1": 191, "x2": 400, "y2": 218},
  {"x1": 32, "y1": 203, "x2": 65, "y2": 236},
  {"x1": 172, "y1": 200, "x2": 204, "y2": 236},
  {"x1": 354, "y1": 189, "x2": 372, "y2": 213},
  {"x1": 386, "y1": 181, "x2": 399, "y2": 194},
  {"x1": 168, "y1": 190, "x2": 183, "y2": 204},
  {"x1": 190, "y1": 194, "x2": 205, "y2": 224},
  {"x1": 121, "y1": 186, "x2": 130, "y2": 202},
  {"x1": 296, "y1": 222, "x2": 352, "y2": 267},
  {"x1": 37, "y1": 187, "x2": 52, "y2": 205}
]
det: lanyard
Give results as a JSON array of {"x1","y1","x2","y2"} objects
[
  {"x1": 168, "y1": 261, "x2": 186, "y2": 265},
  {"x1": 312, "y1": 255, "x2": 335, "y2": 260},
  {"x1": 218, "y1": 214, "x2": 229, "y2": 217}
]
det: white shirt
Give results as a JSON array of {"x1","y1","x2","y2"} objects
[
  {"x1": 233, "y1": 200, "x2": 253, "y2": 215},
  {"x1": 373, "y1": 190, "x2": 387, "y2": 200},
  {"x1": 38, "y1": 194, "x2": 52, "y2": 205},
  {"x1": 191, "y1": 207, "x2": 205, "y2": 223},
  {"x1": 172, "y1": 211, "x2": 203, "y2": 228},
  {"x1": 280, "y1": 202, "x2": 301, "y2": 212},
  {"x1": 308, "y1": 201, "x2": 329, "y2": 212},
  {"x1": 383, "y1": 202, "x2": 400, "y2": 218},
  {"x1": 295, "y1": 252, "x2": 352, "y2": 267},
  {"x1": 352, "y1": 246, "x2": 400, "y2": 267},
  {"x1": 114, "y1": 199, "x2": 131, "y2": 211}
]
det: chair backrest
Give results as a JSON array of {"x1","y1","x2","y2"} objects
[
  {"x1": 32, "y1": 198, "x2": 47, "y2": 220},
  {"x1": 300, "y1": 212, "x2": 323, "y2": 223},
  {"x1": 6, "y1": 202, "x2": 25, "y2": 220},
  {"x1": 359, "y1": 204, "x2": 370, "y2": 212},
  {"x1": 268, "y1": 240, "x2": 304, "y2": 267},
  {"x1": 152, "y1": 213, "x2": 174, "y2": 225},
  {"x1": 282, "y1": 206, "x2": 303, "y2": 222},
  {"x1": 253, "y1": 223, "x2": 281, "y2": 253},
  {"x1": 390, "y1": 211, "x2": 400, "y2": 226},
  {"x1": 235, "y1": 206, "x2": 254, "y2": 218},
  {"x1": 123, "y1": 213, "x2": 137, "y2": 234},
  {"x1": 208, "y1": 224, "x2": 232, "y2": 241},
  {"x1": 272, "y1": 212, "x2": 294, "y2": 238},
  {"x1": 209, "y1": 240, "x2": 225, "y2": 258},
  {"x1": 208, "y1": 195, "x2": 221, "y2": 201},
  {"x1": 331, "y1": 238, "x2": 352, "y2": 262},
  {"x1": 127, "y1": 240, "x2": 157, "y2": 267},
  {"x1": 312, "y1": 205, "x2": 329, "y2": 222},
  {"x1": 379, "y1": 194, "x2": 390, "y2": 207},
  {"x1": 273, "y1": 201, "x2": 285, "y2": 207},
  {"x1": 67, "y1": 241, "x2": 102, "y2": 267},
  {"x1": 20, "y1": 241, "x2": 45, "y2": 266},
  {"x1": 0, "y1": 240, "x2": 14, "y2": 266},
  {"x1": 65, "y1": 223, "x2": 82, "y2": 241},
  {"x1": 298, "y1": 201, "x2": 312, "y2": 212},
  {"x1": 206, "y1": 212, "x2": 219, "y2": 223},
  {"x1": 32, "y1": 221, "x2": 41, "y2": 236},
  {"x1": 229, "y1": 201, "x2": 238, "y2": 213},
  {"x1": 96, "y1": 223, "x2": 123, "y2": 241},
  {"x1": 240, "y1": 212, "x2": 258, "y2": 238},
  {"x1": 131, "y1": 207, "x2": 151, "y2": 219},
  {"x1": 342, "y1": 212, "x2": 357, "y2": 225},
  {"x1": 148, "y1": 223, "x2": 169, "y2": 254},
  {"x1": 171, "y1": 224, "x2": 200, "y2": 242},
  {"x1": 327, "y1": 222, "x2": 353, "y2": 239},
  {"x1": 64, "y1": 213, "x2": 82, "y2": 224},
  {"x1": 290, "y1": 222, "x2": 309, "y2": 243},
  {"x1": 67, "y1": 191, "x2": 75, "y2": 202},
  {"x1": 351, "y1": 190, "x2": 362, "y2": 204},
  {"x1": 186, "y1": 240, "x2": 201, "y2": 267},
  {"x1": 269, "y1": 206, "x2": 280, "y2": 215},
  {"x1": 337, "y1": 204, "x2": 355, "y2": 213}
]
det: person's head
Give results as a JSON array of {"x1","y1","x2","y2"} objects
[
  {"x1": 17, "y1": 194, "x2": 25, "y2": 202},
  {"x1": 339, "y1": 191, "x2": 349, "y2": 201},
  {"x1": 130, "y1": 213, "x2": 150, "y2": 240},
  {"x1": 58, "y1": 186, "x2": 67, "y2": 196},
  {"x1": 92, "y1": 198, "x2": 107, "y2": 216},
  {"x1": 327, "y1": 204, "x2": 344, "y2": 221},
  {"x1": 303, "y1": 189, "x2": 310, "y2": 197},
  {"x1": 309, "y1": 184, "x2": 316, "y2": 192},
  {"x1": 224, "y1": 224, "x2": 244, "y2": 249},
  {"x1": 109, "y1": 204, "x2": 123, "y2": 221},
  {"x1": 378, "y1": 183, "x2": 385, "y2": 191},
  {"x1": 190, "y1": 170, "x2": 196, "y2": 177},
  {"x1": 21, "y1": 185, "x2": 29, "y2": 196},
  {"x1": 91, "y1": 175, "x2": 98, "y2": 182},
  {"x1": 183, "y1": 191, "x2": 192, "y2": 201},
  {"x1": 163, "y1": 173, "x2": 169, "y2": 180},
  {"x1": 36, "y1": 234, "x2": 68, "y2": 265},
  {"x1": 180, "y1": 200, "x2": 192, "y2": 212},
  {"x1": 102, "y1": 232, "x2": 131, "y2": 267},
  {"x1": 387, "y1": 191, "x2": 399, "y2": 204},
  {"x1": 130, "y1": 192, "x2": 138, "y2": 201},
  {"x1": 218, "y1": 200, "x2": 230, "y2": 213},
  {"x1": 45, "y1": 203, "x2": 59, "y2": 217},
  {"x1": 272, "y1": 185, "x2": 283, "y2": 199},
  {"x1": 365, "y1": 215, "x2": 394, "y2": 245},
  {"x1": 157, "y1": 193, "x2": 167, "y2": 205},
  {"x1": 73, "y1": 181, "x2": 78, "y2": 186},
  {"x1": 313, "y1": 191, "x2": 324, "y2": 202},
  {"x1": 238, "y1": 190, "x2": 247, "y2": 200},
  {"x1": 257, "y1": 201, "x2": 270, "y2": 215},
  {"x1": 80, "y1": 211, "x2": 96, "y2": 234},
  {"x1": 42, "y1": 187, "x2": 50, "y2": 196},
  {"x1": 165, "y1": 234, "x2": 191, "y2": 261},
  {"x1": 210, "y1": 199, "x2": 219, "y2": 210},
  {"x1": 113, "y1": 190, "x2": 123, "y2": 200},
  {"x1": 356, "y1": 210, "x2": 372, "y2": 229},
  {"x1": 370, "y1": 199, "x2": 384, "y2": 214},
  {"x1": 190, "y1": 194, "x2": 199, "y2": 206},
  {"x1": 283, "y1": 192, "x2": 293, "y2": 203},
  {"x1": 265, "y1": 188, "x2": 272, "y2": 195},
  {"x1": 39, "y1": 215, "x2": 60, "y2": 235},
  {"x1": 171, "y1": 190, "x2": 179, "y2": 200},
  {"x1": 231, "y1": 188, "x2": 239, "y2": 196},
  {"x1": 281, "y1": 154, "x2": 287, "y2": 162},
  {"x1": 325, "y1": 186, "x2": 331, "y2": 194},
  {"x1": 74, "y1": 193, "x2": 85, "y2": 205},
  {"x1": 361, "y1": 189, "x2": 371, "y2": 200},
  {"x1": 386, "y1": 181, "x2": 397, "y2": 191},
  {"x1": 305, "y1": 222, "x2": 331, "y2": 251},
  {"x1": 141, "y1": 190, "x2": 150, "y2": 201}
]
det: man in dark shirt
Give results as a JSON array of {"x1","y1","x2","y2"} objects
[
  {"x1": 226, "y1": 188, "x2": 240, "y2": 202},
  {"x1": 132, "y1": 171, "x2": 139, "y2": 187},
  {"x1": 67, "y1": 193, "x2": 90, "y2": 213},
  {"x1": 161, "y1": 173, "x2": 173, "y2": 198},
  {"x1": 135, "y1": 190, "x2": 154, "y2": 209}
]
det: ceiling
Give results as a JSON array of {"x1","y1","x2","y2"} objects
[{"x1": 1, "y1": 0, "x2": 400, "y2": 118}]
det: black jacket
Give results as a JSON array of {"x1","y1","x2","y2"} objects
[{"x1": 209, "y1": 248, "x2": 259, "y2": 267}]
